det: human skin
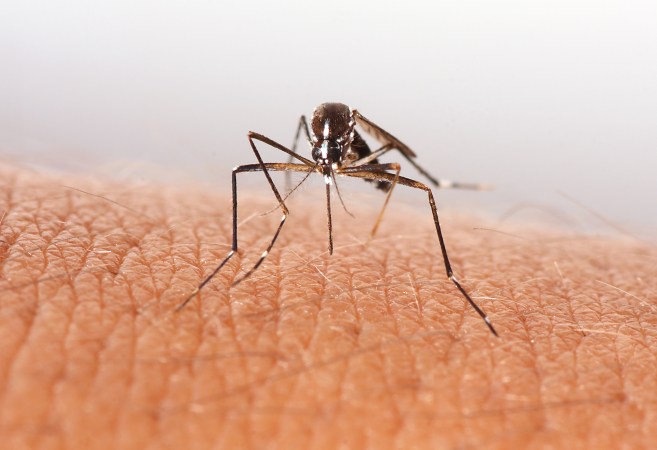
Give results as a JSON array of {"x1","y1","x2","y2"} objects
[{"x1": 0, "y1": 162, "x2": 656, "y2": 449}]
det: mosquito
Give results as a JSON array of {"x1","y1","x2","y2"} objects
[{"x1": 177, "y1": 102, "x2": 498, "y2": 336}]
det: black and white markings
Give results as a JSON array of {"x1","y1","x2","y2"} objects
[{"x1": 177, "y1": 102, "x2": 498, "y2": 336}]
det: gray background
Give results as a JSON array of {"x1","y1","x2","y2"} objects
[{"x1": 1, "y1": 0, "x2": 656, "y2": 235}]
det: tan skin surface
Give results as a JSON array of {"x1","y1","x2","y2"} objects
[{"x1": 0, "y1": 162, "x2": 656, "y2": 449}]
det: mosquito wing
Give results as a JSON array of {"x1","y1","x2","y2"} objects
[{"x1": 352, "y1": 110, "x2": 417, "y2": 158}]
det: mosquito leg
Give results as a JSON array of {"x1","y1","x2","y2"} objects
[
  {"x1": 233, "y1": 161, "x2": 321, "y2": 285},
  {"x1": 247, "y1": 132, "x2": 314, "y2": 209},
  {"x1": 285, "y1": 115, "x2": 312, "y2": 192},
  {"x1": 396, "y1": 151, "x2": 491, "y2": 190},
  {"x1": 176, "y1": 161, "x2": 317, "y2": 311},
  {"x1": 248, "y1": 131, "x2": 315, "y2": 167},
  {"x1": 352, "y1": 110, "x2": 489, "y2": 190},
  {"x1": 231, "y1": 133, "x2": 321, "y2": 283},
  {"x1": 370, "y1": 163, "x2": 399, "y2": 237},
  {"x1": 176, "y1": 164, "x2": 251, "y2": 311},
  {"x1": 346, "y1": 141, "x2": 488, "y2": 190},
  {"x1": 175, "y1": 251, "x2": 236, "y2": 312},
  {"x1": 261, "y1": 163, "x2": 317, "y2": 216},
  {"x1": 375, "y1": 149, "x2": 489, "y2": 190},
  {"x1": 338, "y1": 162, "x2": 401, "y2": 238},
  {"x1": 325, "y1": 179, "x2": 333, "y2": 254},
  {"x1": 292, "y1": 116, "x2": 311, "y2": 154},
  {"x1": 338, "y1": 168, "x2": 498, "y2": 336},
  {"x1": 238, "y1": 132, "x2": 316, "y2": 281}
]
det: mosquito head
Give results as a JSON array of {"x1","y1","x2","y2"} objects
[
  {"x1": 310, "y1": 102, "x2": 355, "y2": 166},
  {"x1": 311, "y1": 140, "x2": 342, "y2": 166}
]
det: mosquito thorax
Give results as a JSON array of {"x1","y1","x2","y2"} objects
[{"x1": 311, "y1": 103, "x2": 352, "y2": 140}]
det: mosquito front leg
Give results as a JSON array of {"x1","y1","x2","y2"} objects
[
  {"x1": 175, "y1": 164, "x2": 251, "y2": 311},
  {"x1": 177, "y1": 161, "x2": 315, "y2": 311},
  {"x1": 338, "y1": 169, "x2": 498, "y2": 336}
]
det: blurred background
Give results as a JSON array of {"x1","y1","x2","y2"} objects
[{"x1": 1, "y1": 0, "x2": 656, "y2": 235}]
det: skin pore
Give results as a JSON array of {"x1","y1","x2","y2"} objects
[{"x1": 0, "y1": 162, "x2": 656, "y2": 449}]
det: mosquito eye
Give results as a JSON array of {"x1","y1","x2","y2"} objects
[{"x1": 311, "y1": 146, "x2": 322, "y2": 161}]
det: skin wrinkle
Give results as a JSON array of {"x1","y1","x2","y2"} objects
[
  {"x1": 98, "y1": 199, "x2": 166, "y2": 445},
  {"x1": 285, "y1": 252, "x2": 329, "y2": 427},
  {"x1": 310, "y1": 258, "x2": 357, "y2": 414},
  {"x1": 246, "y1": 250, "x2": 286, "y2": 445},
  {"x1": 48, "y1": 279, "x2": 79, "y2": 448},
  {"x1": 1, "y1": 164, "x2": 657, "y2": 448},
  {"x1": 346, "y1": 256, "x2": 397, "y2": 440},
  {"x1": 411, "y1": 245, "x2": 465, "y2": 335},
  {"x1": 16, "y1": 241, "x2": 72, "y2": 446},
  {"x1": 83, "y1": 274, "x2": 124, "y2": 445},
  {"x1": 172, "y1": 214, "x2": 213, "y2": 434},
  {"x1": 176, "y1": 323, "x2": 401, "y2": 406},
  {"x1": 373, "y1": 251, "x2": 417, "y2": 429},
  {"x1": 0, "y1": 200, "x2": 63, "y2": 441},
  {"x1": 158, "y1": 225, "x2": 188, "y2": 431},
  {"x1": 398, "y1": 259, "x2": 448, "y2": 434}
]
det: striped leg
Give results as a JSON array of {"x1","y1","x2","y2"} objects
[
  {"x1": 337, "y1": 167, "x2": 498, "y2": 336},
  {"x1": 176, "y1": 130, "x2": 317, "y2": 311},
  {"x1": 177, "y1": 162, "x2": 315, "y2": 310},
  {"x1": 338, "y1": 162, "x2": 401, "y2": 238}
]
